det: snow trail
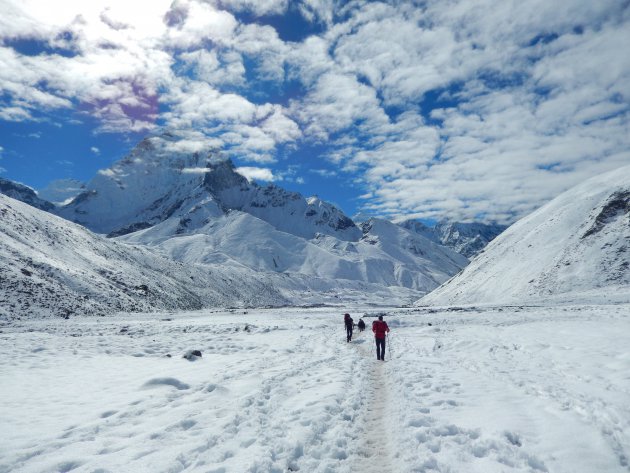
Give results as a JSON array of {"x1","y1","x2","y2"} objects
[{"x1": 350, "y1": 329, "x2": 396, "y2": 473}]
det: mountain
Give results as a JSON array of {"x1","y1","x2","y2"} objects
[
  {"x1": 120, "y1": 213, "x2": 467, "y2": 292},
  {"x1": 57, "y1": 134, "x2": 360, "y2": 241},
  {"x1": 420, "y1": 165, "x2": 630, "y2": 306},
  {"x1": 0, "y1": 193, "x2": 294, "y2": 319},
  {"x1": 38, "y1": 178, "x2": 86, "y2": 205},
  {"x1": 398, "y1": 219, "x2": 507, "y2": 257},
  {"x1": 0, "y1": 192, "x2": 436, "y2": 318},
  {"x1": 0, "y1": 178, "x2": 55, "y2": 212},
  {"x1": 55, "y1": 134, "x2": 467, "y2": 296}
]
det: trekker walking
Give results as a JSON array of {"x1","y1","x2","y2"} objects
[
  {"x1": 372, "y1": 315, "x2": 390, "y2": 360},
  {"x1": 358, "y1": 318, "x2": 366, "y2": 332},
  {"x1": 344, "y1": 313, "x2": 354, "y2": 342}
]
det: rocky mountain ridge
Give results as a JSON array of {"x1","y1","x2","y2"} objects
[
  {"x1": 398, "y1": 219, "x2": 507, "y2": 258},
  {"x1": 0, "y1": 178, "x2": 55, "y2": 212}
]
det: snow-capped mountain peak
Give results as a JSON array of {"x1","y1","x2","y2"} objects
[
  {"x1": 3, "y1": 134, "x2": 475, "y2": 302},
  {"x1": 56, "y1": 134, "x2": 361, "y2": 241}
]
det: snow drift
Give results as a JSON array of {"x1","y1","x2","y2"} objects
[{"x1": 420, "y1": 165, "x2": 630, "y2": 305}]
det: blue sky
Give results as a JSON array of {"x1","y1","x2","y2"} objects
[{"x1": 0, "y1": 0, "x2": 629, "y2": 223}]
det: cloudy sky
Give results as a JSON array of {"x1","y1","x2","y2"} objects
[{"x1": 1, "y1": 0, "x2": 628, "y2": 223}]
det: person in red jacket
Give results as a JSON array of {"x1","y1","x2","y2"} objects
[{"x1": 372, "y1": 315, "x2": 390, "y2": 360}]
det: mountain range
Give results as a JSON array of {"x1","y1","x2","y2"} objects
[
  {"x1": 2, "y1": 133, "x2": 629, "y2": 314},
  {"x1": 397, "y1": 219, "x2": 506, "y2": 257},
  {"x1": 1, "y1": 134, "x2": 502, "y2": 316},
  {"x1": 49, "y1": 134, "x2": 473, "y2": 293}
]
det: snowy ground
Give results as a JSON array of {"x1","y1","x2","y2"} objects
[{"x1": 1, "y1": 305, "x2": 629, "y2": 473}]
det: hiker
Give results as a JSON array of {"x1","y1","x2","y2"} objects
[
  {"x1": 357, "y1": 318, "x2": 366, "y2": 332},
  {"x1": 372, "y1": 315, "x2": 390, "y2": 360},
  {"x1": 344, "y1": 313, "x2": 354, "y2": 342}
]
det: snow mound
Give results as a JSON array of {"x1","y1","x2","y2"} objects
[{"x1": 142, "y1": 377, "x2": 191, "y2": 390}]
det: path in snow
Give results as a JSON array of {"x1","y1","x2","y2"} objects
[{"x1": 349, "y1": 329, "x2": 395, "y2": 473}]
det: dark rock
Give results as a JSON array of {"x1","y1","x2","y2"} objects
[
  {"x1": 582, "y1": 190, "x2": 630, "y2": 239},
  {"x1": 107, "y1": 221, "x2": 153, "y2": 238},
  {"x1": 183, "y1": 349, "x2": 202, "y2": 360}
]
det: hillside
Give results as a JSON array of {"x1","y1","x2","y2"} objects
[
  {"x1": 0, "y1": 193, "x2": 291, "y2": 318},
  {"x1": 420, "y1": 165, "x2": 630, "y2": 305}
]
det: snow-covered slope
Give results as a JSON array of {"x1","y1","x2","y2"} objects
[
  {"x1": 121, "y1": 214, "x2": 468, "y2": 293},
  {"x1": 0, "y1": 193, "x2": 293, "y2": 318},
  {"x1": 4, "y1": 305, "x2": 629, "y2": 472},
  {"x1": 0, "y1": 177, "x2": 55, "y2": 212},
  {"x1": 421, "y1": 165, "x2": 630, "y2": 305},
  {"x1": 1, "y1": 193, "x2": 433, "y2": 316},
  {"x1": 399, "y1": 219, "x2": 507, "y2": 257}
]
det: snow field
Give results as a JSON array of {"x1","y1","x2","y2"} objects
[
  {"x1": 0, "y1": 309, "x2": 378, "y2": 473},
  {"x1": 387, "y1": 305, "x2": 630, "y2": 472},
  {"x1": 1, "y1": 304, "x2": 629, "y2": 473}
]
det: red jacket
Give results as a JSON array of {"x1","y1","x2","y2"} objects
[{"x1": 372, "y1": 320, "x2": 389, "y2": 339}]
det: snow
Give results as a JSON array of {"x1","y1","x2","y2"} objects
[
  {"x1": 52, "y1": 133, "x2": 467, "y2": 295},
  {"x1": 1, "y1": 304, "x2": 629, "y2": 473},
  {"x1": 120, "y1": 213, "x2": 466, "y2": 293},
  {"x1": 421, "y1": 164, "x2": 630, "y2": 306},
  {"x1": 1, "y1": 193, "x2": 431, "y2": 318}
]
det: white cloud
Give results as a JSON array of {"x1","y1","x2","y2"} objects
[
  {"x1": 179, "y1": 49, "x2": 245, "y2": 88},
  {"x1": 299, "y1": 0, "x2": 335, "y2": 26},
  {"x1": 219, "y1": 0, "x2": 288, "y2": 17},
  {"x1": 181, "y1": 167, "x2": 209, "y2": 174},
  {"x1": 90, "y1": 146, "x2": 100, "y2": 154},
  {"x1": 165, "y1": 1, "x2": 238, "y2": 49},
  {"x1": 310, "y1": 168, "x2": 336, "y2": 178},
  {"x1": 0, "y1": 0, "x2": 629, "y2": 223},
  {"x1": 282, "y1": 0, "x2": 630, "y2": 223},
  {"x1": 236, "y1": 166, "x2": 276, "y2": 182},
  {"x1": 292, "y1": 72, "x2": 388, "y2": 141}
]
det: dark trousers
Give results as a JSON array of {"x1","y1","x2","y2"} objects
[
  {"x1": 346, "y1": 324, "x2": 353, "y2": 342},
  {"x1": 376, "y1": 338, "x2": 386, "y2": 360}
]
